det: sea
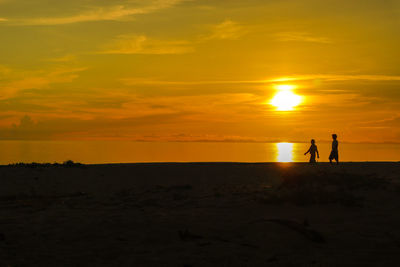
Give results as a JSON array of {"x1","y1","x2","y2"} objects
[{"x1": 0, "y1": 141, "x2": 399, "y2": 165}]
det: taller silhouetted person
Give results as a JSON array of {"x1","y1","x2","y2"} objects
[
  {"x1": 304, "y1": 139, "x2": 319, "y2": 163},
  {"x1": 329, "y1": 134, "x2": 339, "y2": 165}
]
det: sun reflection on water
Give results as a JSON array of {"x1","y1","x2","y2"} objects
[{"x1": 276, "y1": 143, "x2": 294, "y2": 162}]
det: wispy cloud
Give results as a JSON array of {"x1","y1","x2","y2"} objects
[
  {"x1": 100, "y1": 19, "x2": 246, "y2": 55},
  {"x1": 10, "y1": 0, "x2": 185, "y2": 25},
  {"x1": 271, "y1": 74, "x2": 400, "y2": 82},
  {"x1": 99, "y1": 35, "x2": 194, "y2": 55},
  {"x1": 121, "y1": 74, "x2": 400, "y2": 87},
  {"x1": 200, "y1": 19, "x2": 245, "y2": 41},
  {"x1": 0, "y1": 67, "x2": 87, "y2": 100},
  {"x1": 45, "y1": 54, "x2": 77, "y2": 63},
  {"x1": 275, "y1": 32, "x2": 332, "y2": 44},
  {"x1": 120, "y1": 78, "x2": 262, "y2": 86},
  {"x1": 357, "y1": 115, "x2": 400, "y2": 128}
]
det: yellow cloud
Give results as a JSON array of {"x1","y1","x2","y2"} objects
[
  {"x1": 121, "y1": 74, "x2": 400, "y2": 87},
  {"x1": 101, "y1": 19, "x2": 245, "y2": 56},
  {"x1": 201, "y1": 19, "x2": 245, "y2": 41},
  {"x1": 0, "y1": 67, "x2": 87, "y2": 100},
  {"x1": 275, "y1": 32, "x2": 332, "y2": 44},
  {"x1": 100, "y1": 35, "x2": 194, "y2": 55},
  {"x1": 45, "y1": 54, "x2": 77, "y2": 63},
  {"x1": 11, "y1": 0, "x2": 185, "y2": 25},
  {"x1": 271, "y1": 74, "x2": 400, "y2": 82},
  {"x1": 120, "y1": 78, "x2": 259, "y2": 86}
]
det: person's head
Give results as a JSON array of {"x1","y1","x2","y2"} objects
[
  {"x1": 311, "y1": 139, "x2": 315, "y2": 144},
  {"x1": 332, "y1": 134, "x2": 337, "y2": 140}
]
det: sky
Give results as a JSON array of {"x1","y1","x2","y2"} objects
[{"x1": 0, "y1": 0, "x2": 400, "y2": 143}]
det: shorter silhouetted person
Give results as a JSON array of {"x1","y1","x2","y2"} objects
[
  {"x1": 329, "y1": 134, "x2": 339, "y2": 165},
  {"x1": 304, "y1": 139, "x2": 319, "y2": 163}
]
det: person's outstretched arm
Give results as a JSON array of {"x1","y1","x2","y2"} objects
[{"x1": 304, "y1": 147, "x2": 310, "y2": 155}]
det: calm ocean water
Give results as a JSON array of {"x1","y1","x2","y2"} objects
[{"x1": 0, "y1": 141, "x2": 399, "y2": 164}]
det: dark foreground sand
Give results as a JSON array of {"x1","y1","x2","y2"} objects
[{"x1": 0, "y1": 162, "x2": 400, "y2": 266}]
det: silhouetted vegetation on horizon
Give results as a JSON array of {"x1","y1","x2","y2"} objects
[{"x1": 7, "y1": 160, "x2": 84, "y2": 168}]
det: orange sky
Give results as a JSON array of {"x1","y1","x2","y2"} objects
[{"x1": 0, "y1": 0, "x2": 400, "y2": 143}]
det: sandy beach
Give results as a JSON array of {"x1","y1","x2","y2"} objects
[{"x1": 0, "y1": 162, "x2": 400, "y2": 266}]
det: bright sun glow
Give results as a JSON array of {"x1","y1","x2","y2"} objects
[
  {"x1": 270, "y1": 84, "x2": 302, "y2": 111},
  {"x1": 275, "y1": 84, "x2": 296, "y2": 91}
]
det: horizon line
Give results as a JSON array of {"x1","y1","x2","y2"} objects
[{"x1": 0, "y1": 139, "x2": 399, "y2": 145}]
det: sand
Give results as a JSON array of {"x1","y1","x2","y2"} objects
[{"x1": 0, "y1": 162, "x2": 400, "y2": 266}]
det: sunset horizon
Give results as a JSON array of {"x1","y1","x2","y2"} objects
[{"x1": 1, "y1": 0, "x2": 400, "y2": 144}]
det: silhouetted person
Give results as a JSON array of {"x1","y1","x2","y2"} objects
[
  {"x1": 329, "y1": 134, "x2": 339, "y2": 165},
  {"x1": 304, "y1": 139, "x2": 319, "y2": 163}
]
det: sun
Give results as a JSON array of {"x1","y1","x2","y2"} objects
[
  {"x1": 270, "y1": 84, "x2": 302, "y2": 111},
  {"x1": 270, "y1": 91, "x2": 302, "y2": 111}
]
